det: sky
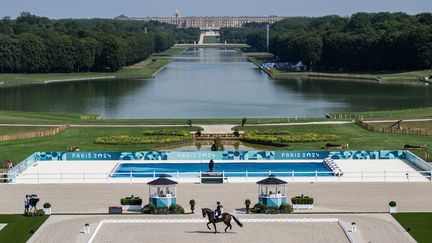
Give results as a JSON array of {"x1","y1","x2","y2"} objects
[{"x1": 1, "y1": 0, "x2": 431, "y2": 19}]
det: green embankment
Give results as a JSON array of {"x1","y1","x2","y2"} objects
[
  {"x1": 0, "y1": 127, "x2": 52, "y2": 136},
  {"x1": 393, "y1": 213, "x2": 432, "y2": 243},
  {"x1": 0, "y1": 47, "x2": 183, "y2": 86},
  {"x1": 0, "y1": 127, "x2": 200, "y2": 163},
  {"x1": 116, "y1": 58, "x2": 172, "y2": 78},
  {"x1": 0, "y1": 110, "x2": 327, "y2": 125},
  {"x1": 153, "y1": 47, "x2": 186, "y2": 56},
  {"x1": 237, "y1": 124, "x2": 432, "y2": 152},
  {"x1": 329, "y1": 107, "x2": 432, "y2": 120},
  {"x1": 248, "y1": 56, "x2": 432, "y2": 82},
  {"x1": 0, "y1": 215, "x2": 48, "y2": 243}
]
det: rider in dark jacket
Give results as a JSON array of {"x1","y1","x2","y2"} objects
[
  {"x1": 215, "y1": 201, "x2": 223, "y2": 219},
  {"x1": 209, "y1": 159, "x2": 215, "y2": 172}
]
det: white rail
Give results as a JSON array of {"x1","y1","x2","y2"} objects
[{"x1": 2, "y1": 170, "x2": 431, "y2": 184}]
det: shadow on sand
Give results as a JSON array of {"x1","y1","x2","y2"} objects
[{"x1": 184, "y1": 230, "x2": 238, "y2": 234}]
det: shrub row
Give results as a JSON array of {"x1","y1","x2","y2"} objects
[
  {"x1": 250, "y1": 203, "x2": 293, "y2": 214},
  {"x1": 120, "y1": 195, "x2": 143, "y2": 205},
  {"x1": 243, "y1": 133, "x2": 340, "y2": 145},
  {"x1": 94, "y1": 135, "x2": 192, "y2": 145},
  {"x1": 141, "y1": 204, "x2": 185, "y2": 214},
  {"x1": 142, "y1": 129, "x2": 191, "y2": 136},
  {"x1": 246, "y1": 130, "x2": 293, "y2": 135},
  {"x1": 291, "y1": 196, "x2": 314, "y2": 205}
]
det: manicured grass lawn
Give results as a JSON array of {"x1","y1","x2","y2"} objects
[
  {"x1": 0, "y1": 72, "x2": 113, "y2": 84},
  {"x1": 0, "y1": 48, "x2": 183, "y2": 85},
  {"x1": 116, "y1": 58, "x2": 173, "y2": 78},
  {"x1": 392, "y1": 213, "x2": 432, "y2": 243},
  {"x1": 248, "y1": 55, "x2": 432, "y2": 82},
  {"x1": 203, "y1": 36, "x2": 218, "y2": 44},
  {"x1": 0, "y1": 110, "x2": 327, "y2": 125},
  {"x1": 154, "y1": 47, "x2": 186, "y2": 56},
  {"x1": 0, "y1": 126, "x2": 200, "y2": 164},
  {"x1": 0, "y1": 110, "x2": 90, "y2": 124},
  {"x1": 0, "y1": 215, "x2": 48, "y2": 243},
  {"x1": 0, "y1": 127, "x2": 52, "y2": 136},
  {"x1": 330, "y1": 107, "x2": 432, "y2": 120},
  {"x1": 369, "y1": 121, "x2": 432, "y2": 129},
  {"x1": 237, "y1": 123, "x2": 432, "y2": 152}
]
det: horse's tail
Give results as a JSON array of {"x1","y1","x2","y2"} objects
[{"x1": 231, "y1": 215, "x2": 243, "y2": 227}]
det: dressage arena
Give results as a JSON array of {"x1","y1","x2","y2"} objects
[{"x1": 27, "y1": 214, "x2": 415, "y2": 243}]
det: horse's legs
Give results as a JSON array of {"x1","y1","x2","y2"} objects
[
  {"x1": 213, "y1": 222, "x2": 217, "y2": 234},
  {"x1": 225, "y1": 223, "x2": 231, "y2": 233},
  {"x1": 206, "y1": 222, "x2": 211, "y2": 230}
]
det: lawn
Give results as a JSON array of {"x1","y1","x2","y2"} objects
[
  {"x1": 0, "y1": 126, "x2": 200, "y2": 164},
  {"x1": 0, "y1": 127, "x2": 53, "y2": 136},
  {"x1": 367, "y1": 121, "x2": 432, "y2": 129},
  {"x1": 153, "y1": 47, "x2": 186, "y2": 56},
  {"x1": 392, "y1": 213, "x2": 432, "y2": 243},
  {"x1": 329, "y1": 107, "x2": 432, "y2": 120},
  {"x1": 0, "y1": 48, "x2": 182, "y2": 86},
  {"x1": 247, "y1": 55, "x2": 432, "y2": 82},
  {"x1": 0, "y1": 215, "x2": 48, "y2": 243},
  {"x1": 0, "y1": 72, "x2": 113, "y2": 84},
  {"x1": 237, "y1": 123, "x2": 432, "y2": 152},
  {"x1": 0, "y1": 110, "x2": 327, "y2": 125},
  {"x1": 0, "y1": 110, "x2": 90, "y2": 124},
  {"x1": 116, "y1": 57, "x2": 173, "y2": 78},
  {"x1": 203, "y1": 36, "x2": 218, "y2": 44}
]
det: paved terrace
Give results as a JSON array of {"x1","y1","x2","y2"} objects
[{"x1": 2, "y1": 183, "x2": 432, "y2": 214}]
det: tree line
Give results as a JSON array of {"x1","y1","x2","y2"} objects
[
  {"x1": 0, "y1": 12, "x2": 199, "y2": 73},
  {"x1": 220, "y1": 12, "x2": 432, "y2": 71}
]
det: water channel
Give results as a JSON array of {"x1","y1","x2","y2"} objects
[{"x1": 0, "y1": 48, "x2": 431, "y2": 118}]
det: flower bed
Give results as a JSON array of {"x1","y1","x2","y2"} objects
[
  {"x1": 242, "y1": 133, "x2": 339, "y2": 146},
  {"x1": 94, "y1": 135, "x2": 192, "y2": 145}
]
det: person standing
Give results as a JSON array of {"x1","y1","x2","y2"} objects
[
  {"x1": 24, "y1": 195, "x2": 29, "y2": 215},
  {"x1": 29, "y1": 194, "x2": 39, "y2": 216},
  {"x1": 209, "y1": 159, "x2": 215, "y2": 172}
]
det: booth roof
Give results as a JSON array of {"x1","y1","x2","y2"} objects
[
  {"x1": 147, "y1": 177, "x2": 178, "y2": 186},
  {"x1": 256, "y1": 177, "x2": 287, "y2": 185}
]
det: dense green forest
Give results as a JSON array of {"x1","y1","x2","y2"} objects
[
  {"x1": 0, "y1": 12, "x2": 199, "y2": 73},
  {"x1": 220, "y1": 12, "x2": 432, "y2": 71}
]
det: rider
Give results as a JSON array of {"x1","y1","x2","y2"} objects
[{"x1": 215, "y1": 201, "x2": 223, "y2": 219}]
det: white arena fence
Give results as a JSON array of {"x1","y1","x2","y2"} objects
[{"x1": 2, "y1": 170, "x2": 432, "y2": 184}]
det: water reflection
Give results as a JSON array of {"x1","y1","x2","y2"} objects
[{"x1": 0, "y1": 48, "x2": 431, "y2": 118}]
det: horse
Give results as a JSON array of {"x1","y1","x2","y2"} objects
[{"x1": 202, "y1": 208, "x2": 243, "y2": 233}]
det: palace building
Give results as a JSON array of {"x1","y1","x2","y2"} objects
[{"x1": 115, "y1": 10, "x2": 285, "y2": 29}]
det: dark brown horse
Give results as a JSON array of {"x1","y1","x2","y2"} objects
[{"x1": 202, "y1": 208, "x2": 243, "y2": 233}]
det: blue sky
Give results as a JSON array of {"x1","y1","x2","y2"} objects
[{"x1": 1, "y1": 0, "x2": 431, "y2": 19}]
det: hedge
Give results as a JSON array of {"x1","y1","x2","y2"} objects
[
  {"x1": 141, "y1": 129, "x2": 191, "y2": 136},
  {"x1": 291, "y1": 196, "x2": 314, "y2": 205},
  {"x1": 250, "y1": 203, "x2": 293, "y2": 214},
  {"x1": 121, "y1": 196, "x2": 143, "y2": 205},
  {"x1": 141, "y1": 203, "x2": 185, "y2": 214}
]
